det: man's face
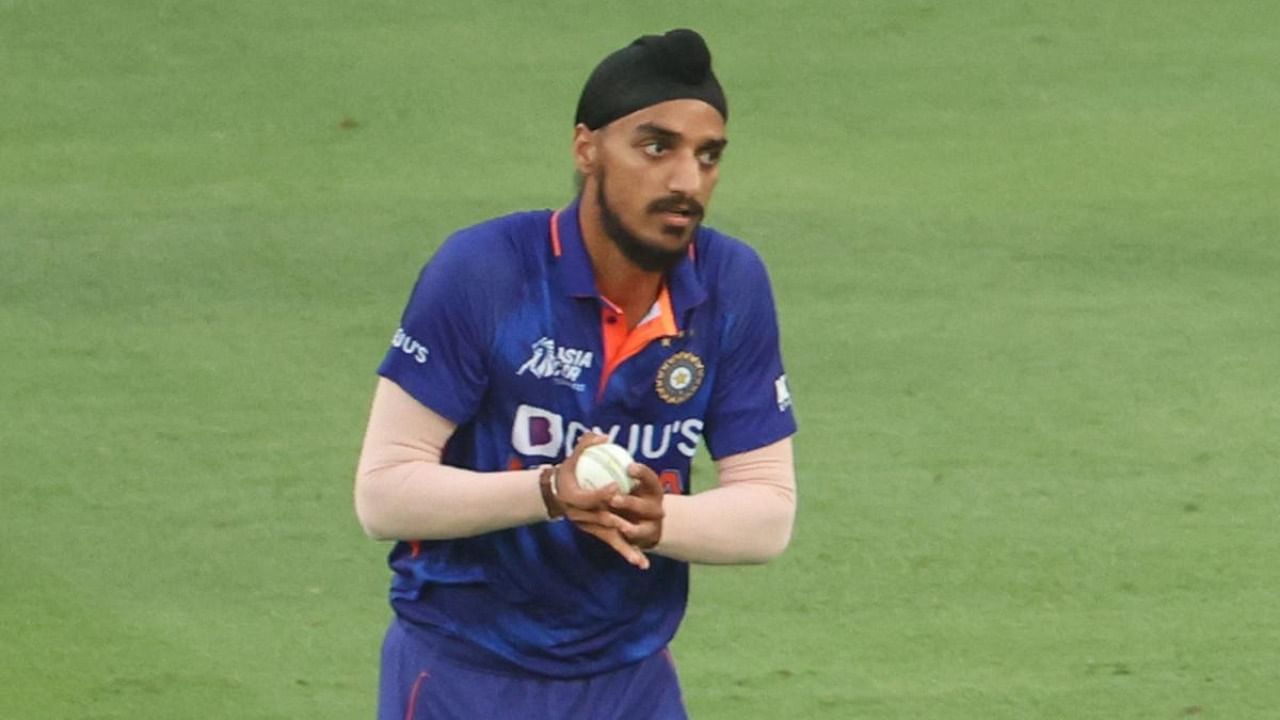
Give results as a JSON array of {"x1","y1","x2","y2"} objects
[{"x1": 580, "y1": 99, "x2": 727, "y2": 272}]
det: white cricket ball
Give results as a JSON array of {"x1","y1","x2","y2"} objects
[{"x1": 574, "y1": 443, "x2": 636, "y2": 494}]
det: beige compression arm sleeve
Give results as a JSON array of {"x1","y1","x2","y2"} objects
[
  {"x1": 354, "y1": 377, "x2": 550, "y2": 541},
  {"x1": 652, "y1": 438, "x2": 796, "y2": 565},
  {"x1": 356, "y1": 377, "x2": 796, "y2": 564}
]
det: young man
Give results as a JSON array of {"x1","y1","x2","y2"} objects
[{"x1": 356, "y1": 28, "x2": 797, "y2": 720}]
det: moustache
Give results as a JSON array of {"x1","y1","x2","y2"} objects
[{"x1": 647, "y1": 196, "x2": 704, "y2": 219}]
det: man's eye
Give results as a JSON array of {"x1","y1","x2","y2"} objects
[
  {"x1": 642, "y1": 141, "x2": 668, "y2": 156},
  {"x1": 697, "y1": 150, "x2": 721, "y2": 166}
]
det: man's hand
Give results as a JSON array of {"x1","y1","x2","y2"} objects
[
  {"x1": 555, "y1": 434, "x2": 654, "y2": 570},
  {"x1": 609, "y1": 463, "x2": 665, "y2": 550}
]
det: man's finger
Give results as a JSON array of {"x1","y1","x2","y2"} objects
[
  {"x1": 619, "y1": 522, "x2": 661, "y2": 548},
  {"x1": 609, "y1": 494, "x2": 663, "y2": 520},
  {"x1": 566, "y1": 507, "x2": 640, "y2": 535},
  {"x1": 627, "y1": 462, "x2": 664, "y2": 497}
]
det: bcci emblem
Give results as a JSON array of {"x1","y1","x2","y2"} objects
[{"x1": 655, "y1": 351, "x2": 705, "y2": 405}]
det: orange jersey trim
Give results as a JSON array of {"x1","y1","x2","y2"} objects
[
  {"x1": 550, "y1": 210, "x2": 563, "y2": 257},
  {"x1": 549, "y1": 209, "x2": 683, "y2": 396},
  {"x1": 598, "y1": 286, "x2": 678, "y2": 397}
]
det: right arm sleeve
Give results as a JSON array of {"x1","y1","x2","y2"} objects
[{"x1": 354, "y1": 377, "x2": 553, "y2": 541}]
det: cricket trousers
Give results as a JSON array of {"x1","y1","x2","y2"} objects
[{"x1": 378, "y1": 618, "x2": 689, "y2": 720}]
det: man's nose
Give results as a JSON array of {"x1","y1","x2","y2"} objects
[{"x1": 666, "y1": 152, "x2": 702, "y2": 196}]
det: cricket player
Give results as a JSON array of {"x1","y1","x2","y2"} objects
[{"x1": 355, "y1": 28, "x2": 797, "y2": 719}]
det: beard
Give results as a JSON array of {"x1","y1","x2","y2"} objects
[{"x1": 596, "y1": 171, "x2": 702, "y2": 273}]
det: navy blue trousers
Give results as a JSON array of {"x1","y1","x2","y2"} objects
[{"x1": 378, "y1": 619, "x2": 688, "y2": 720}]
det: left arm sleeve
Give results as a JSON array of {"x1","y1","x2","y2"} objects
[
  {"x1": 651, "y1": 438, "x2": 796, "y2": 564},
  {"x1": 702, "y1": 248, "x2": 797, "y2": 459}
]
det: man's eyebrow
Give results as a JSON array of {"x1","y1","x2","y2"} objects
[{"x1": 633, "y1": 122, "x2": 682, "y2": 141}]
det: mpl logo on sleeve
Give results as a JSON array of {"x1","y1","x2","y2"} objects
[
  {"x1": 517, "y1": 337, "x2": 593, "y2": 392},
  {"x1": 775, "y1": 374, "x2": 793, "y2": 412}
]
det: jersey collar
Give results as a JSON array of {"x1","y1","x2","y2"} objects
[{"x1": 552, "y1": 198, "x2": 708, "y2": 323}]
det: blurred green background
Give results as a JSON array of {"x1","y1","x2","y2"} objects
[{"x1": 3, "y1": 1, "x2": 1278, "y2": 717}]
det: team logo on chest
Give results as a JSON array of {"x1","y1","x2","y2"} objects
[{"x1": 655, "y1": 351, "x2": 705, "y2": 404}]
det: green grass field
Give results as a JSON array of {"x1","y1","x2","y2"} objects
[{"x1": 3, "y1": 1, "x2": 1279, "y2": 717}]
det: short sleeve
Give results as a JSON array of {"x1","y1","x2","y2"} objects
[
  {"x1": 703, "y1": 249, "x2": 798, "y2": 459},
  {"x1": 377, "y1": 235, "x2": 492, "y2": 425}
]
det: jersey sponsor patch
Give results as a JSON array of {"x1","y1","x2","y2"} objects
[
  {"x1": 511, "y1": 404, "x2": 703, "y2": 461},
  {"x1": 655, "y1": 351, "x2": 705, "y2": 405},
  {"x1": 390, "y1": 327, "x2": 429, "y2": 364},
  {"x1": 517, "y1": 337, "x2": 593, "y2": 392}
]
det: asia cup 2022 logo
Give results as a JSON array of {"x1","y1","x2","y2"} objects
[{"x1": 517, "y1": 337, "x2": 594, "y2": 392}]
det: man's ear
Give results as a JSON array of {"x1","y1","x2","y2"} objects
[{"x1": 572, "y1": 123, "x2": 598, "y2": 177}]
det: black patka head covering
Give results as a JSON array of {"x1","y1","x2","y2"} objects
[{"x1": 575, "y1": 28, "x2": 728, "y2": 130}]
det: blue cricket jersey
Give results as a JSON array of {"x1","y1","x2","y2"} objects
[{"x1": 376, "y1": 198, "x2": 797, "y2": 678}]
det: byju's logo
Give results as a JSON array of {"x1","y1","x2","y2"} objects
[
  {"x1": 511, "y1": 404, "x2": 703, "y2": 460},
  {"x1": 391, "y1": 328, "x2": 428, "y2": 364},
  {"x1": 517, "y1": 337, "x2": 593, "y2": 390}
]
